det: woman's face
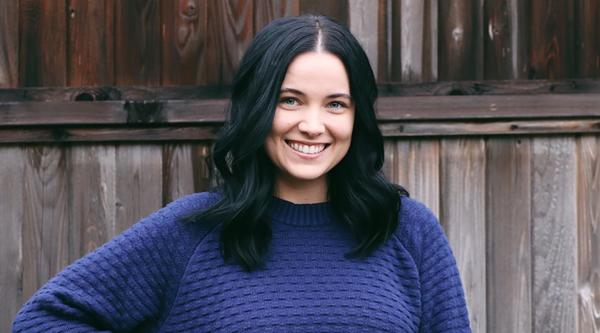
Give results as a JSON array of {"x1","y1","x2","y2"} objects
[{"x1": 264, "y1": 51, "x2": 355, "y2": 198}]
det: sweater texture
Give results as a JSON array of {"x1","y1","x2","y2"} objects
[{"x1": 13, "y1": 192, "x2": 471, "y2": 332}]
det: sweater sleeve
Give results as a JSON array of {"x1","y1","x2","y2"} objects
[
  {"x1": 12, "y1": 192, "x2": 218, "y2": 333},
  {"x1": 396, "y1": 197, "x2": 471, "y2": 333}
]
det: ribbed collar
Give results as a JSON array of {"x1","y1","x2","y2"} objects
[{"x1": 268, "y1": 196, "x2": 337, "y2": 227}]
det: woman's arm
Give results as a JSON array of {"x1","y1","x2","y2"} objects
[{"x1": 12, "y1": 192, "x2": 215, "y2": 333}]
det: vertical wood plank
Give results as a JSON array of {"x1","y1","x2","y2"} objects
[
  {"x1": 422, "y1": 0, "x2": 438, "y2": 81},
  {"x1": 22, "y1": 147, "x2": 70, "y2": 299},
  {"x1": 0, "y1": 147, "x2": 24, "y2": 332},
  {"x1": 349, "y1": 0, "x2": 378, "y2": 76},
  {"x1": 441, "y1": 138, "x2": 486, "y2": 333},
  {"x1": 0, "y1": 0, "x2": 19, "y2": 87},
  {"x1": 531, "y1": 137, "x2": 577, "y2": 332},
  {"x1": 438, "y1": 0, "x2": 481, "y2": 80},
  {"x1": 484, "y1": 0, "x2": 529, "y2": 79},
  {"x1": 163, "y1": 143, "x2": 214, "y2": 204},
  {"x1": 69, "y1": 146, "x2": 117, "y2": 261},
  {"x1": 115, "y1": 145, "x2": 163, "y2": 234},
  {"x1": 486, "y1": 137, "x2": 532, "y2": 333},
  {"x1": 400, "y1": 0, "x2": 424, "y2": 82},
  {"x1": 299, "y1": 0, "x2": 348, "y2": 27},
  {"x1": 383, "y1": 139, "x2": 404, "y2": 186},
  {"x1": 114, "y1": 0, "x2": 161, "y2": 85},
  {"x1": 161, "y1": 0, "x2": 208, "y2": 85},
  {"x1": 395, "y1": 139, "x2": 440, "y2": 216},
  {"x1": 575, "y1": 0, "x2": 600, "y2": 78},
  {"x1": 67, "y1": 0, "x2": 115, "y2": 86},
  {"x1": 390, "y1": 0, "x2": 402, "y2": 81},
  {"x1": 253, "y1": 0, "x2": 299, "y2": 32},
  {"x1": 529, "y1": 0, "x2": 575, "y2": 79},
  {"x1": 577, "y1": 136, "x2": 600, "y2": 332},
  {"x1": 19, "y1": 0, "x2": 67, "y2": 86},
  {"x1": 376, "y1": 0, "x2": 389, "y2": 81},
  {"x1": 163, "y1": 144, "x2": 196, "y2": 204}
]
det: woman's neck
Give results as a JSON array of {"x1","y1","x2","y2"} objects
[{"x1": 273, "y1": 175, "x2": 328, "y2": 204}]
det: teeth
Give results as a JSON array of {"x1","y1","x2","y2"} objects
[{"x1": 288, "y1": 141, "x2": 326, "y2": 154}]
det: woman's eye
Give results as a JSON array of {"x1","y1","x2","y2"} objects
[
  {"x1": 328, "y1": 101, "x2": 346, "y2": 109},
  {"x1": 280, "y1": 97, "x2": 299, "y2": 107}
]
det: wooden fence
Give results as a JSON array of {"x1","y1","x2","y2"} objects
[{"x1": 1, "y1": 0, "x2": 600, "y2": 332}]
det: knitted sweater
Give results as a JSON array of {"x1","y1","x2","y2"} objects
[{"x1": 13, "y1": 192, "x2": 471, "y2": 333}]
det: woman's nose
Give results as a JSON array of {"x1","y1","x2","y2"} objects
[{"x1": 297, "y1": 110, "x2": 325, "y2": 137}]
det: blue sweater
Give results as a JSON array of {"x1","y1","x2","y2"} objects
[{"x1": 13, "y1": 192, "x2": 471, "y2": 332}]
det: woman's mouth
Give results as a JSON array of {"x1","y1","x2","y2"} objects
[{"x1": 285, "y1": 140, "x2": 330, "y2": 155}]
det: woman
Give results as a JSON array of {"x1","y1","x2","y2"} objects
[{"x1": 13, "y1": 15, "x2": 470, "y2": 332}]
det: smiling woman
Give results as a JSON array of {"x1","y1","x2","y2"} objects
[{"x1": 13, "y1": 15, "x2": 471, "y2": 333}]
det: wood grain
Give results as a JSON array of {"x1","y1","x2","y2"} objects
[
  {"x1": 22, "y1": 146, "x2": 69, "y2": 299},
  {"x1": 114, "y1": 0, "x2": 161, "y2": 85},
  {"x1": 19, "y1": 0, "x2": 67, "y2": 86},
  {"x1": 486, "y1": 137, "x2": 532, "y2": 333},
  {"x1": 0, "y1": 146, "x2": 24, "y2": 332},
  {"x1": 299, "y1": 0, "x2": 348, "y2": 26},
  {"x1": 382, "y1": 140, "x2": 401, "y2": 184},
  {"x1": 115, "y1": 145, "x2": 162, "y2": 234},
  {"x1": 575, "y1": 0, "x2": 600, "y2": 78},
  {"x1": 484, "y1": 0, "x2": 529, "y2": 79},
  {"x1": 162, "y1": 144, "x2": 196, "y2": 204},
  {"x1": 439, "y1": 0, "x2": 481, "y2": 80},
  {"x1": 376, "y1": 0, "x2": 389, "y2": 81},
  {"x1": 531, "y1": 137, "x2": 577, "y2": 332},
  {"x1": 349, "y1": 0, "x2": 378, "y2": 76},
  {"x1": 529, "y1": 0, "x2": 575, "y2": 79},
  {"x1": 394, "y1": 139, "x2": 440, "y2": 216},
  {"x1": 400, "y1": 0, "x2": 424, "y2": 82},
  {"x1": 67, "y1": 0, "x2": 115, "y2": 86},
  {"x1": 69, "y1": 145, "x2": 117, "y2": 260},
  {"x1": 0, "y1": 0, "x2": 18, "y2": 87},
  {"x1": 253, "y1": 0, "x2": 299, "y2": 32},
  {"x1": 577, "y1": 135, "x2": 600, "y2": 332},
  {"x1": 441, "y1": 138, "x2": 486, "y2": 333}
]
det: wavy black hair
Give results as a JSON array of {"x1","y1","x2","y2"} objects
[{"x1": 195, "y1": 15, "x2": 407, "y2": 272}]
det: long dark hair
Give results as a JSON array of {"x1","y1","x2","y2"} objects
[{"x1": 195, "y1": 15, "x2": 407, "y2": 272}]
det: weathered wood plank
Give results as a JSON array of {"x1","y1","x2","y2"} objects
[
  {"x1": 382, "y1": 140, "x2": 401, "y2": 184},
  {"x1": 0, "y1": 146, "x2": 24, "y2": 331},
  {"x1": 575, "y1": 0, "x2": 600, "y2": 78},
  {"x1": 439, "y1": 0, "x2": 481, "y2": 80},
  {"x1": 484, "y1": 0, "x2": 529, "y2": 79},
  {"x1": 529, "y1": 0, "x2": 575, "y2": 79},
  {"x1": 531, "y1": 137, "x2": 577, "y2": 332},
  {"x1": 376, "y1": 0, "x2": 389, "y2": 81},
  {"x1": 441, "y1": 138, "x2": 486, "y2": 332},
  {"x1": 114, "y1": 0, "x2": 160, "y2": 85},
  {"x1": 254, "y1": 0, "x2": 299, "y2": 31},
  {"x1": 0, "y1": 0, "x2": 18, "y2": 87},
  {"x1": 19, "y1": 0, "x2": 67, "y2": 86},
  {"x1": 67, "y1": 0, "x2": 115, "y2": 86},
  {"x1": 162, "y1": 144, "x2": 196, "y2": 204},
  {"x1": 349, "y1": 0, "x2": 378, "y2": 75},
  {"x1": 69, "y1": 145, "x2": 117, "y2": 260},
  {"x1": 299, "y1": 0, "x2": 348, "y2": 26},
  {"x1": 577, "y1": 135, "x2": 600, "y2": 332},
  {"x1": 394, "y1": 139, "x2": 440, "y2": 216},
  {"x1": 22, "y1": 147, "x2": 69, "y2": 299},
  {"x1": 422, "y1": 0, "x2": 438, "y2": 81},
  {"x1": 486, "y1": 137, "x2": 532, "y2": 333},
  {"x1": 115, "y1": 145, "x2": 162, "y2": 234}
]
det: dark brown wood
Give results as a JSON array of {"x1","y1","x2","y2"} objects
[
  {"x1": 438, "y1": 0, "x2": 480, "y2": 80},
  {"x1": 19, "y1": 0, "x2": 67, "y2": 86},
  {"x1": 486, "y1": 137, "x2": 532, "y2": 333},
  {"x1": 532, "y1": 137, "x2": 577, "y2": 332},
  {"x1": 0, "y1": 146, "x2": 24, "y2": 331},
  {"x1": 577, "y1": 136, "x2": 600, "y2": 332},
  {"x1": 162, "y1": 144, "x2": 195, "y2": 204},
  {"x1": 22, "y1": 146, "x2": 70, "y2": 300},
  {"x1": 390, "y1": 0, "x2": 402, "y2": 81},
  {"x1": 299, "y1": 0, "x2": 348, "y2": 27},
  {"x1": 0, "y1": 0, "x2": 19, "y2": 88},
  {"x1": 253, "y1": 0, "x2": 299, "y2": 31},
  {"x1": 484, "y1": 0, "x2": 529, "y2": 79},
  {"x1": 114, "y1": 0, "x2": 161, "y2": 86},
  {"x1": 67, "y1": 0, "x2": 115, "y2": 86},
  {"x1": 529, "y1": 0, "x2": 575, "y2": 79},
  {"x1": 376, "y1": 0, "x2": 388, "y2": 81},
  {"x1": 421, "y1": 0, "x2": 437, "y2": 81},
  {"x1": 575, "y1": 0, "x2": 600, "y2": 78}
]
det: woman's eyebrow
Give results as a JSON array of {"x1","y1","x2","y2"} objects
[{"x1": 280, "y1": 88, "x2": 352, "y2": 100}]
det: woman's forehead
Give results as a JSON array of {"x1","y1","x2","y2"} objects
[{"x1": 281, "y1": 52, "x2": 350, "y2": 94}]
